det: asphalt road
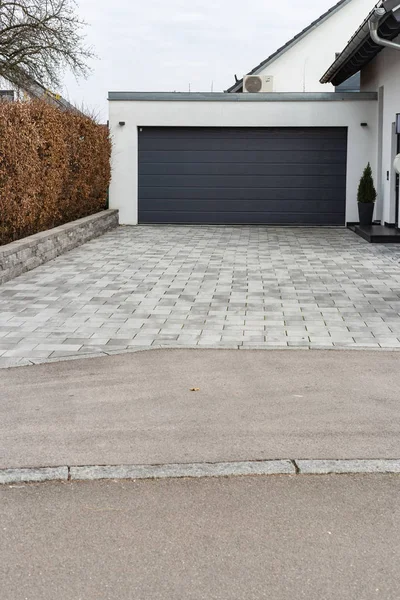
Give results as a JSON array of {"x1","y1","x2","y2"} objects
[
  {"x1": 1, "y1": 474, "x2": 400, "y2": 600},
  {"x1": 2, "y1": 349, "x2": 400, "y2": 469}
]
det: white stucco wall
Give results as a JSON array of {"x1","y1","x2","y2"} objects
[
  {"x1": 361, "y1": 42, "x2": 400, "y2": 224},
  {"x1": 109, "y1": 95, "x2": 377, "y2": 225},
  {"x1": 249, "y1": 0, "x2": 375, "y2": 93}
]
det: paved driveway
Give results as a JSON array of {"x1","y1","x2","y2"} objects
[{"x1": 2, "y1": 226, "x2": 400, "y2": 367}]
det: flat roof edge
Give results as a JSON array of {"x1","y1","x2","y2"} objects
[{"x1": 108, "y1": 92, "x2": 378, "y2": 102}]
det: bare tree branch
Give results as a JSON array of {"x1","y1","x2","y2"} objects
[{"x1": 0, "y1": 0, "x2": 94, "y2": 90}]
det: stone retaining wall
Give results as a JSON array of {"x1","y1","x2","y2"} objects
[{"x1": 0, "y1": 210, "x2": 119, "y2": 284}]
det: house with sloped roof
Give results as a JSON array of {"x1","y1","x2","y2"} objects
[
  {"x1": 226, "y1": 0, "x2": 376, "y2": 94},
  {"x1": 0, "y1": 72, "x2": 80, "y2": 113}
]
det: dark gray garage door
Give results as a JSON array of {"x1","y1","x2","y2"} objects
[{"x1": 138, "y1": 127, "x2": 347, "y2": 225}]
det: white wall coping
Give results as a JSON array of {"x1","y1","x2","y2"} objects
[{"x1": 108, "y1": 91, "x2": 378, "y2": 102}]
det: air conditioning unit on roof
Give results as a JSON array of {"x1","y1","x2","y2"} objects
[{"x1": 243, "y1": 75, "x2": 274, "y2": 93}]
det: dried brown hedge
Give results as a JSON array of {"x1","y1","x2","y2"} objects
[{"x1": 0, "y1": 100, "x2": 111, "y2": 245}]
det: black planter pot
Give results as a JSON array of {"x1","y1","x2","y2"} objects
[{"x1": 358, "y1": 202, "x2": 374, "y2": 227}]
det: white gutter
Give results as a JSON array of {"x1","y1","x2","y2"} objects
[{"x1": 369, "y1": 6, "x2": 400, "y2": 50}]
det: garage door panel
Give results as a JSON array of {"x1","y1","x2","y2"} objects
[
  {"x1": 139, "y1": 150, "x2": 346, "y2": 164},
  {"x1": 140, "y1": 210, "x2": 345, "y2": 225},
  {"x1": 139, "y1": 162, "x2": 347, "y2": 177},
  {"x1": 138, "y1": 127, "x2": 347, "y2": 225},
  {"x1": 139, "y1": 127, "x2": 347, "y2": 140},
  {"x1": 139, "y1": 174, "x2": 344, "y2": 189},
  {"x1": 140, "y1": 187, "x2": 345, "y2": 201},
  {"x1": 139, "y1": 137, "x2": 346, "y2": 152},
  {"x1": 139, "y1": 198, "x2": 345, "y2": 214}
]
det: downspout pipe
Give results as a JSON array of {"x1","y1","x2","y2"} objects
[{"x1": 369, "y1": 6, "x2": 400, "y2": 50}]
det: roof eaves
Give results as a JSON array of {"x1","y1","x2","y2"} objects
[
  {"x1": 225, "y1": 0, "x2": 352, "y2": 93},
  {"x1": 320, "y1": 1, "x2": 400, "y2": 85}
]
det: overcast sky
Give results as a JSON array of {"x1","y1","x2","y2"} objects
[{"x1": 61, "y1": 0, "x2": 344, "y2": 120}]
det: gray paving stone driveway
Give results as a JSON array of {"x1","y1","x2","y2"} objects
[{"x1": 2, "y1": 225, "x2": 400, "y2": 367}]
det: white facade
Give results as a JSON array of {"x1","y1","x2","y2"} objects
[
  {"x1": 361, "y1": 41, "x2": 400, "y2": 225},
  {"x1": 238, "y1": 0, "x2": 375, "y2": 93},
  {"x1": 108, "y1": 94, "x2": 377, "y2": 225}
]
